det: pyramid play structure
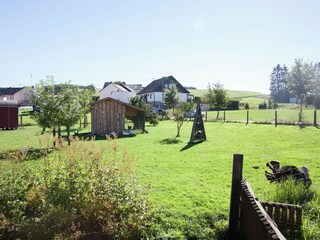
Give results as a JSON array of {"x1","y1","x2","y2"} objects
[{"x1": 189, "y1": 102, "x2": 206, "y2": 143}]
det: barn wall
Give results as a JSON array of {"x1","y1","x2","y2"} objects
[
  {"x1": 91, "y1": 100, "x2": 126, "y2": 135},
  {"x1": 0, "y1": 106, "x2": 18, "y2": 129}
]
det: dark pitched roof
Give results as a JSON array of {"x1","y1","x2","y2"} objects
[
  {"x1": 137, "y1": 76, "x2": 190, "y2": 94},
  {"x1": 101, "y1": 82, "x2": 134, "y2": 92},
  {"x1": 0, "y1": 87, "x2": 24, "y2": 95},
  {"x1": 103, "y1": 82, "x2": 112, "y2": 89}
]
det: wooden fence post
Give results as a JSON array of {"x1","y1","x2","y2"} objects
[
  {"x1": 229, "y1": 154, "x2": 244, "y2": 240},
  {"x1": 246, "y1": 111, "x2": 249, "y2": 125},
  {"x1": 224, "y1": 111, "x2": 226, "y2": 122},
  {"x1": 275, "y1": 110, "x2": 277, "y2": 127},
  {"x1": 205, "y1": 111, "x2": 208, "y2": 122},
  {"x1": 314, "y1": 110, "x2": 317, "y2": 127}
]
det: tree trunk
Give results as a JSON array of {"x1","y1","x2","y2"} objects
[
  {"x1": 58, "y1": 126, "x2": 62, "y2": 147},
  {"x1": 216, "y1": 110, "x2": 220, "y2": 120},
  {"x1": 53, "y1": 127, "x2": 56, "y2": 147},
  {"x1": 84, "y1": 115, "x2": 88, "y2": 128},
  {"x1": 67, "y1": 127, "x2": 71, "y2": 146},
  {"x1": 299, "y1": 96, "x2": 303, "y2": 123}
]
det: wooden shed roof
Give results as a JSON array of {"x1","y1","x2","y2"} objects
[{"x1": 91, "y1": 97, "x2": 146, "y2": 116}]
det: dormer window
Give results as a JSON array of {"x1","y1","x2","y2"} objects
[{"x1": 164, "y1": 83, "x2": 176, "y2": 89}]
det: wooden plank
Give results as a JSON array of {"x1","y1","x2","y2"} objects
[
  {"x1": 281, "y1": 205, "x2": 288, "y2": 227},
  {"x1": 229, "y1": 154, "x2": 244, "y2": 239},
  {"x1": 107, "y1": 101, "x2": 111, "y2": 134},
  {"x1": 289, "y1": 206, "x2": 295, "y2": 225},
  {"x1": 274, "y1": 206, "x2": 280, "y2": 225},
  {"x1": 296, "y1": 207, "x2": 302, "y2": 225}
]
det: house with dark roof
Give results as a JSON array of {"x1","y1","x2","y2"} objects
[
  {"x1": 0, "y1": 87, "x2": 34, "y2": 105},
  {"x1": 99, "y1": 82, "x2": 136, "y2": 103},
  {"x1": 137, "y1": 76, "x2": 192, "y2": 109}
]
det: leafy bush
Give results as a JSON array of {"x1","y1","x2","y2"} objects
[
  {"x1": 267, "y1": 178, "x2": 320, "y2": 239},
  {"x1": 268, "y1": 178, "x2": 314, "y2": 205},
  {"x1": 258, "y1": 102, "x2": 268, "y2": 109},
  {"x1": 313, "y1": 96, "x2": 320, "y2": 109},
  {"x1": 0, "y1": 137, "x2": 156, "y2": 239},
  {"x1": 227, "y1": 100, "x2": 240, "y2": 110}
]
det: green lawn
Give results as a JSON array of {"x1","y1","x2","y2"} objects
[
  {"x1": 189, "y1": 89, "x2": 268, "y2": 107},
  {"x1": 189, "y1": 89, "x2": 264, "y2": 99},
  {"x1": 205, "y1": 109, "x2": 319, "y2": 125},
  {"x1": 1, "y1": 120, "x2": 320, "y2": 238}
]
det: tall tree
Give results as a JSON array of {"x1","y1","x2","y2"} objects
[
  {"x1": 29, "y1": 76, "x2": 60, "y2": 138},
  {"x1": 312, "y1": 62, "x2": 320, "y2": 95},
  {"x1": 129, "y1": 95, "x2": 159, "y2": 127},
  {"x1": 287, "y1": 58, "x2": 315, "y2": 122},
  {"x1": 79, "y1": 86, "x2": 95, "y2": 128},
  {"x1": 163, "y1": 83, "x2": 179, "y2": 115},
  {"x1": 29, "y1": 77, "x2": 85, "y2": 146},
  {"x1": 205, "y1": 82, "x2": 228, "y2": 119},
  {"x1": 58, "y1": 83, "x2": 82, "y2": 145},
  {"x1": 269, "y1": 64, "x2": 290, "y2": 103},
  {"x1": 175, "y1": 102, "x2": 194, "y2": 137}
]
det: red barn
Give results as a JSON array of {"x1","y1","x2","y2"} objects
[{"x1": 0, "y1": 100, "x2": 19, "y2": 129}]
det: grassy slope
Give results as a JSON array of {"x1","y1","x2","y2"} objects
[
  {"x1": 1, "y1": 121, "x2": 319, "y2": 222},
  {"x1": 189, "y1": 89, "x2": 265, "y2": 98},
  {"x1": 189, "y1": 89, "x2": 268, "y2": 106}
]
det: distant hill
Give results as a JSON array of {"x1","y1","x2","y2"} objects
[{"x1": 189, "y1": 89, "x2": 270, "y2": 106}]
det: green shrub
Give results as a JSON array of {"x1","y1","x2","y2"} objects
[
  {"x1": 0, "y1": 137, "x2": 156, "y2": 239},
  {"x1": 266, "y1": 178, "x2": 320, "y2": 239},
  {"x1": 267, "y1": 178, "x2": 314, "y2": 205},
  {"x1": 258, "y1": 102, "x2": 268, "y2": 109}
]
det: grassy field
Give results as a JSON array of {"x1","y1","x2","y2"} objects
[
  {"x1": 1, "y1": 117, "x2": 320, "y2": 238},
  {"x1": 189, "y1": 89, "x2": 268, "y2": 107},
  {"x1": 205, "y1": 109, "x2": 319, "y2": 125}
]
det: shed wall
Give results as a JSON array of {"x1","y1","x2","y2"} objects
[
  {"x1": 92, "y1": 100, "x2": 126, "y2": 135},
  {"x1": 0, "y1": 106, "x2": 18, "y2": 129}
]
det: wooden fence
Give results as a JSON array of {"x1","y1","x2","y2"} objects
[
  {"x1": 204, "y1": 110, "x2": 318, "y2": 127},
  {"x1": 229, "y1": 154, "x2": 302, "y2": 240}
]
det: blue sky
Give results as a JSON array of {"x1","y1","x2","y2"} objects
[{"x1": 0, "y1": 0, "x2": 319, "y2": 93}]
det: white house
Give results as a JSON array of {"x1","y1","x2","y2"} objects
[
  {"x1": 99, "y1": 82, "x2": 136, "y2": 103},
  {"x1": 137, "y1": 76, "x2": 192, "y2": 109},
  {"x1": 0, "y1": 87, "x2": 34, "y2": 105}
]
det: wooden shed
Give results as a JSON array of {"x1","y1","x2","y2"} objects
[
  {"x1": 0, "y1": 100, "x2": 19, "y2": 129},
  {"x1": 91, "y1": 97, "x2": 146, "y2": 136}
]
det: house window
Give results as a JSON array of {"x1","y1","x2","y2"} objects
[
  {"x1": 150, "y1": 94, "x2": 152, "y2": 99},
  {"x1": 165, "y1": 83, "x2": 176, "y2": 89}
]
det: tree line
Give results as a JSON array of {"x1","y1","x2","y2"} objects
[{"x1": 270, "y1": 58, "x2": 320, "y2": 122}]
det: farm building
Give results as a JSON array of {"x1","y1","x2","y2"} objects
[
  {"x1": 99, "y1": 82, "x2": 136, "y2": 103},
  {"x1": 0, "y1": 100, "x2": 19, "y2": 129},
  {"x1": 137, "y1": 75, "x2": 193, "y2": 109},
  {"x1": 91, "y1": 97, "x2": 146, "y2": 136},
  {"x1": 0, "y1": 87, "x2": 34, "y2": 105}
]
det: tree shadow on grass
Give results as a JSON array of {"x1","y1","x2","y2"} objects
[
  {"x1": 71, "y1": 132, "x2": 138, "y2": 141},
  {"x1": 0, "y1": 148, "x2": 54, "y2": 161},
  {"x1": 159, "y1": 138, "x2": 182, "y2": 145},
  {"x1": 180, "y1": 141, "x2": 204, "y2": 151}
]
